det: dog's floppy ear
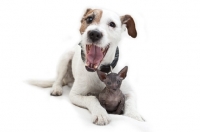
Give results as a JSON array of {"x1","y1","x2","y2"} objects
[
  {"x1": 121, "y1": 15, "x2": 137, "y2": 38},
  {"x1": 118, "y1": 66, "x2": 128, "y2": 80},
  {"x1": 81, "y1": 8, "x2": 92, "y2": 23},
  {"x1": 97, "y1": 70, "x2": 107, "y2": 82}
]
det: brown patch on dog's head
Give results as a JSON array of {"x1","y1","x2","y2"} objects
[
  {"x1": 80, "y1": 8, "x2": 102, "y2": 34},
  {"x1": 121, "y1": 15, "x2": 137, "y2": 38}
]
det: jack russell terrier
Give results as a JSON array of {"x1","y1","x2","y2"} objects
[{"x1": 29, "y1": 8, "x2": 144, "y2": 125}]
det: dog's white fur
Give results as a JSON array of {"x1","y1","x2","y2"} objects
[{"x1": 29, "y1": 9, "x2": 144, "y2": 125}]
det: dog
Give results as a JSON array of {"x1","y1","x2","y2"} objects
[{"x1": 29, "y1": 8, "x2": 144, "y2": 125}]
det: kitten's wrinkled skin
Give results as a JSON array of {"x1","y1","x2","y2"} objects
[{"x1": 90, "y1": 66, "x2": 128, "y2": 114}]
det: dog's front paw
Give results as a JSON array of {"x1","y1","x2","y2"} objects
[
  {"x1": 50, "y1": 85, "x2": 62, "y2": 96},
  {"x1": 92, "y1": 108, "x2": 110, "y2": 125},
  {"x1": 124, "y1": 111, "x2": 145, "y2": 122}
]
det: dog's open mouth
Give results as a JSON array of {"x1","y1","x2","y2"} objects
[{"x1": 85, "y1": 44, "x2": 109, "y2": 72}]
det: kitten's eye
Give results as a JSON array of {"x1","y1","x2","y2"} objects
[
  {"x1": 107, "y1": 82, "x2": 111, "y2": 85},
  {"x1": 117, "y1": 80, "x2": 121, "y2": 84},
  {"x1": 109, "y1": 22, "x2": 116, "y2": 28},
  {"x1": 86, "y1": 16, "x2": 93, "y2": 24}
]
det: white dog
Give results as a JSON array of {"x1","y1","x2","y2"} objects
[{"x1": 29, "y1": 8, "x2": 144, "y2": 125}]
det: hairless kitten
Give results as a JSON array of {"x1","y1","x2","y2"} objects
[{"x1": 90, "y1": 66, "x2": 128, "y2": 115}]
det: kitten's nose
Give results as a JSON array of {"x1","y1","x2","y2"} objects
[{"x1": 112, "y1": 88, "x2": 117, "y2": 90}]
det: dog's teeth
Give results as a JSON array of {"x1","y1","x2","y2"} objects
[
  {"x1": 94, "y1": 65, "x2": 98, "y2": 69},
  {"x1": 85, "y1": 63, "x2": 89, "y2": 66}
]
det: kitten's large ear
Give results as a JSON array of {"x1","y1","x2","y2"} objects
[
  {"x1": 121, "y1": 15, "x2": 137, "y2": 38},
  {"x1": 97, "y1": 70, "x2": 107, "y2": 82},
  {"x1": 118, "y1": 66, "x2": 128, "y2": 80}
]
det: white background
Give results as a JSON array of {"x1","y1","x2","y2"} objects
[{"x1": 0, "y1": 0, "x2": 200, "y2": 132}]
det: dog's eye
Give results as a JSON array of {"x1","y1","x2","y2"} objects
[
  {"x1": 107, "y1": 82, "x2": 111, "y2": 85},
  {"x1": 109, "y1": 22, "x2": 116, "y2": 28},
  {"x1": 86, "y1": 16, "x2": 93, "y2": 24}
]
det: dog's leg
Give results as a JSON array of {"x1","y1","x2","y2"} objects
[
  {"x1": 124, "y1": 92, "x2": 145, "y2": 121},
  {"x1": 51, "y1": 50, "x2": 74, "y2": 96},
  {"x1": 69, "y1": 81, "x2": 110, "y2": 125},
  {"x1": 121, "y1": 83, "x2": 145, "y2": 121}
]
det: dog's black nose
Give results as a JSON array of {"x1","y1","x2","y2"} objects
[{"x1": 88, "y1": 30, "x2": 102, "y2": 42}]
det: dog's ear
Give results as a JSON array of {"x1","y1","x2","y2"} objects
[
  {"x1": 121, "y1": 15, "x2": 137, "y2": 38},
  {"x1": 118, "y1": 66, "x2": 128, "y2": 80},
  {"x1": 81, "y1": 8, "x2": 92, "y2": 23},
  {"x1": 97, "y1": 70, "x2": 107, "y2": 82}
]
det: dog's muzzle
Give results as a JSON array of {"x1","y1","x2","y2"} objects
[
  {"x1": 85, "y1": 44, "x2": 109, "y2": 71},
  {"x1": 79, "y1": 42, "x2": 119, "y2": 73}
]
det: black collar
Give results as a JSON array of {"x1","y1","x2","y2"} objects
[{"x1": 79, "y1": 43, "x2": 119, "y2": 73}]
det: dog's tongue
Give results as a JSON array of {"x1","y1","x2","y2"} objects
[{"x1": 87, "y1": 45, "x2": 103, "y2": 66}]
